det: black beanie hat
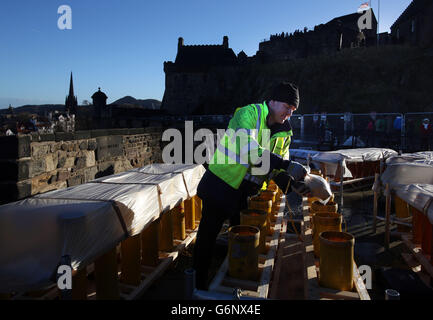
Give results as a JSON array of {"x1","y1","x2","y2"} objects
[{"x1": 271, "y1": 82, "x2": 300, "y2": 109}]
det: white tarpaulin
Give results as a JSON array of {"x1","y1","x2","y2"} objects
[
  {"x1": 289, "y1": 149, "x2": 321, "y2": 164},
  {"x1": 137, "y1": 164, "x2": 205, "y2": 198},
  {"x1": 36, "y1": 181, "x2": 160, "y2": 237},
  {"x1": 381, "y1": 152, "x2": 433, "y2": 188},
  {"x1": 386, "y1": 152, "x2": 433, "y2": 165},
  {"x1": 394, "y1": 184, "x2": 433, "y2": 225},
  {"x1": 0, "y1": 198, "x2": 124, "y2": 292},
  {"x1": 0, "y1": 164, "x2": 206, "y2": 293},
  {"x1": 291, "y1": 148, "x2": 397, "y2": 179},
  {"x1": 311, "y1": 148, "x2": 397, "y2": 164}
]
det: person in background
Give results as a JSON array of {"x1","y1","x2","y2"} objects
[
  {"x1": 375, "y1": 116, "x2": 386, "y2": 147},
  {"x1": 366, "y1": 118, "x2": 375, "y2": 147}
]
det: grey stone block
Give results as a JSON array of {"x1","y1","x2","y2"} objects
[
  {"x1": 67, "y1": 175, "x2": 83, "y2": 187},
  {"x1": 29, "y1": 159, "x2": 46, "y2": 177},
  {"x1": 87, "y1": 140, "x2": 97, "y2": 151},
  {"x1": 75, "y1": 157, "x2": 87, "y2": 169},
  {"x1": 57, "y1": 157, "x2": 66, "y2": 168},
  {"x1": 79, "y1": 141, "x2": 88, "y2": 150},
  {"x1": 95, "y1": 136, "x2": 123, "y2": 161}
]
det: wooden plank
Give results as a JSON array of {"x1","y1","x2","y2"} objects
[
  {"x1": 353, "y1": 262, "x2": 371, "y2": 300},
  {"x1": 257, "y1": 196, "x2": 285, "y2": 298},
  {"x1": 401, "y1": 234, "x2": 433, "y2": 279},
  {"x1": 268, "y1": 218, "x2": 288, "y2": 299},
  {"x1": 385, "y1": 184, "x2": 391, "y2": 250},
  {"x1": 319, "y1": 291, "x2": 360, "y2": 300},
  {"x1": 329, "y1": 176, "x2": 375, "y2": 186},
  {"x1": 401, "y1": 253, "x2": 432, "y2": 288},
  {"x1": 302, "y1": 197, "x2": 321, "y2": 300},
  {"x1": 269, "y1": 233, "x2": 304, "y2": 299},
  {"x1": 373, "y1": 173, "x2": 379, "y2": 234}
]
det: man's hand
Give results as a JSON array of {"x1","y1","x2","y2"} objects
[{"x1": 286, "y1": 161, "x2": 307, "y2": 182}]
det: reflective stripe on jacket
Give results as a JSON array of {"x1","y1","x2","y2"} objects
[{"x1": 209, "y1": 102, "x2": 270, "y2": 190}]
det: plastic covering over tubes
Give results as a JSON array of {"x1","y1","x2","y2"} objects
[{"x1": 0, "y1": 164, "x2": 206, "y2": 293}]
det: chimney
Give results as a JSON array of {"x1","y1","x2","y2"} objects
[{"x1": 223, "y1": 36, "x2": 229, "y2": 48}]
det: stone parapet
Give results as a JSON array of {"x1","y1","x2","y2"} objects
[{"x1": 0, "y1": 128, "x2": 163, "y2": 204}]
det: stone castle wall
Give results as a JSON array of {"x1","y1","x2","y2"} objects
[{"x1": 0, "y1": 128, "x2": 163, "y2": 205}]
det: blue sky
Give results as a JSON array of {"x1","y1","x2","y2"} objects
[{"x1": 0, "y1": 0, "x2": 411, "y2": 108}]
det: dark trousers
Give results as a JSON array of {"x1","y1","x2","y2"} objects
[{"x1": 192, "y1": 170, "x2": 257, "y2": 290}]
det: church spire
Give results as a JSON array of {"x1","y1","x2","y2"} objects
[
  {"x1": 65, "y1": 71, "x2": 78, "y2": 114},
  {"x1": 69, "y1": 72, "x2": 74, "y2": 97}
]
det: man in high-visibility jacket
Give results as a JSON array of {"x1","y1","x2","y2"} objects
[{"x1": 193, "y1": 82, "x2": 309, "y2": 290}]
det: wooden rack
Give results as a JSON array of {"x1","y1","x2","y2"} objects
[
  {"x1": 301, "y1": 197, "x2": 371, "y2": 300},
  {"x1": 9, "y1": 196, "x2": 202, "y2": 300},
  {"x1": 207, "y1": 196, "x2": 287, "y2": 299}
]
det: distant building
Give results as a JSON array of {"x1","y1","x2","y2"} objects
[
  {"x1": 92, "y1": 87, "x2": 108, "y2": 118},
  {"x1": 162, "y1": 36, "x2": 241, "y2": 114},
  {"x1": 65, "y1": 72, "x2": 78, "y2": 115},
  {"x1": 391, "y1": 0, "x2": 433, "y2": 47},
  {"x1": 257, "y1": 9, "x2": 378, "y2": 62}
]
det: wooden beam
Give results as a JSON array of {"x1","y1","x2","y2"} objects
[
  {"x1": 384, "y1": 184, "x2": 391, "y2": 250},
  {"x1": 401, "y1": 234, "x2": 433, "y2": 279},
  {"x1": 373, "y1": 173, "x2": 379, "y2": 234}
]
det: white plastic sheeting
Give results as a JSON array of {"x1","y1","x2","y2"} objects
[
  {"x1": 310, "y1": 148, "x2": 397, "y2": 164},
  {"x1": 36, "y1": 182, "x2": 160, "y2": 237},
  {"x1": 380, "y1": 152, "x2": 433, "y2": 224},
  {"x1": 381, "y1": 152, "x2": 433, "y2": 187},
  {"x1": 0, "y1": 198, "x2": 123, "y2": 292},
  {"x1": 0, "y1": 164, "x2": 206, "y2": 293},
  {"x1": 290, "y1": 148, "x2": 397, "y2": 179},
  {"x1": 394, "y1": 184, "x2": 433, "y2": 225}
]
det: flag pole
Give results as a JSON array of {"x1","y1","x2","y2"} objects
[{"x1": 377, "y1": 0, "x2": 381, "y2": 46}]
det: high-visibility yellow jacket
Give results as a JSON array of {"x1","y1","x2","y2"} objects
[
  {"x1": 208, "y1": 102, "x2": 292, "y2": 190},
  {"x1": 262, "y1": 121, "x2": 293, "y2": 189}
]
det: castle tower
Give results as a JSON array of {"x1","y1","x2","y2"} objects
[
  {"x1": 91, "y1": 87, "x2": 108, "y2": 118},
  {"x1": 65, "y1": 72, "x2": 78, "y2": 114},
  {"x1": 223, "y1": 36, "x2": 229, "y2": 48},
  {"x1": 178, "y1": 37, "x2": 184, "y2": 52}
]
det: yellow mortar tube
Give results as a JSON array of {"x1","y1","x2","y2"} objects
[
  {"x1": 319, "y1": 231, "x2": 354, "y2": 291},
  {"x1": 159, "y1": 210, "x2": 174, "y2": 252},
  {"x1": 141, "y1": 219, "x2": 160, "y2": 267},
  {"x1": 120, "y1": 234, "x2": 142, "y2": 286},
  {"x1": 172, "y1": 202, "x2": 186, "y2": 241},
  {"x1": 184, "y1": 198, "x2": 196, "y2": 230},
  {"x1": 194, "y1": 195, "x2": 202, "y2": 221},
  {"x1": 94, "y1": 247, "x2": 120, "y2": 300}
]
